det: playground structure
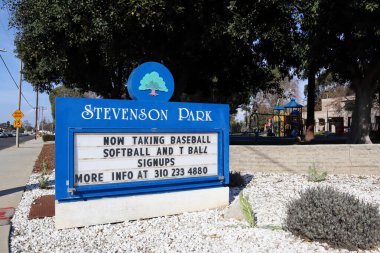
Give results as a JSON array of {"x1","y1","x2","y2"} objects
[
  {"x1": 283, "y1": 98, "x2": 304, "y2": 137},
  {"x1": 273, "y1": 104, "x2": 285, "y2": 137},
  {"x1": 243, "y1": 98, "x2": 304, "y2": 137}
]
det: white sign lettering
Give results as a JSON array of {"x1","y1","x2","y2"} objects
[
  {"x1": 178, "y1": 108, "x2": 212, "y2": 121},
  {"x1": 81, "y1": 104, "x2": 213, "y2": 121}
]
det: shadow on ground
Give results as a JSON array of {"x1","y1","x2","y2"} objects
[
  {"x1": 25, "y1": 180, "x2": 55, "y2": 191},
  {"x1": 229, "y1": 174, "x2": 254, "y2": 203},
  {"x1": 0, "y1": 186, "x2": 26, "y2": 197}
]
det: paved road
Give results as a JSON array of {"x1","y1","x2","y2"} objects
[{"x1": 0, "y1": 135, "x2": 35, "y2": 150}]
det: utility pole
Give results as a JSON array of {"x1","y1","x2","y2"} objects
[
  {"x1": 16, "y1": 60, "x2": 22, "y2": 148},
  {"x1": 35, "y1": 85, "x2": 39, "y2": 140},
  {"x1": 40, "y1": 106, "x2": 46, "y2": 134}
]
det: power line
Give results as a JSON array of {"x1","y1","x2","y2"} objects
[
  {"x1": 0, "y1": 54, "x2": 35, "y2": 109},
  {"x1": 22, "y1": 91, "x2": 35, "y2": 109},
  {"x1": 0, "y1": 54, "x2": 18, "y2": 89}
]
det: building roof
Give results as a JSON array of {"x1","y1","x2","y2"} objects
[
  {"x1": 273, "y1": 105, "x2": 284, "y2": 110},
  {"x1": 284, "y1": 98, "x2": 303, "y2": 108}
]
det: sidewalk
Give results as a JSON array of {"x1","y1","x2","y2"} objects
[{"x1": 0, "y1": 138, "x2": 44, "y2": 253}]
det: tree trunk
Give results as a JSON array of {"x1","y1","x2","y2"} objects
[
  {"x1": 349, "y1": 81, "x2": 373, "y2": 144},
  {"x1": 109, "y1": 65, "x2": 124, "y2": 99},
  {"x1": 306, "y1": 66, "x2": 316, "y2": 139},
  {"x1": 149, "y1": 89, "x2": 158, "y2": 96}
]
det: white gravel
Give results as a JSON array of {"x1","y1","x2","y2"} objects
[{"x1": 10, "y1": 172, "x2": 380, "y2": 253}]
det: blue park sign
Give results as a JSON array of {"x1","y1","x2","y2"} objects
[{"x1": 55, "y1": 62, "x2": 229, "y2": 202}]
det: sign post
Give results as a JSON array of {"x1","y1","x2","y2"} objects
[
  {"x1": 15, "y1": 61, "x2": 23, "y2": 147},
  {"x1": 55, "y1": 62, "x2": 229, "y2": 229}
]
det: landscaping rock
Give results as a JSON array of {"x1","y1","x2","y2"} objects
[
  {"x1": 223, "y1": 197, "x2": 245, "y2": 221},
  {"x1": 10, "y1": 172, "x2": 380, "y2": 253}
]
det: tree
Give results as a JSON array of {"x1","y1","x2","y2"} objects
[
  {"x1": 7, "y1": 0, "x2": 284, "y2": 112},
  {"x1": 39, "y1": 118, "x2": 48, "y2": 132},
  {"x1": 228, "y1": 0, "x2": 327, "y2": 134},
  {"x1": 227, "y1": 0, "x2": 299, "y2": 78},
  {"x1": 48, "y1": 85, "x2": 99, "y2": 130},
  {"x1": 49, "y1": 86, "x2": 83, "y2": 123},
  {"x1": 238, "y1": 77, "x2": 301, "y2": 130},
  {"x1": 313, "y1": 0, "x2": 380, "y2": 143},
  {"x1": 293, "y1": 0, "x2": 380, "y2": 143},
  {"x1": 293, "y1": 0, "x2": 334, "y2": 134},
  {"x1": 304, "y1": 71, "x2": 354, "y2": 111},
  {"x1": 44, "y1": 121, "x2": 54, "y2": 133},
  {"x1": 230, "y1": 115, "x2": 243, "y2": 132},
  {"x1": 251, "y1": 78, "x2": 301, "y2": 114},
  {"x1": 139, "y1": 72, "x2": 168, "y2": 96},
  {"x1": 23, "y1": 120, "x2": 33, "y2": 131}
]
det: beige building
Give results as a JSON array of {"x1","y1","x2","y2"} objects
[{"x1": 302, "y1": 96, "x2": 380, "y2": 134}]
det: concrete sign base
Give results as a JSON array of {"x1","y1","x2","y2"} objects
[{"x1": 55, "y1": 187, "x2": 229, "y2": 229}]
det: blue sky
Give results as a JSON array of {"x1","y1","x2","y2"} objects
[{"x1": 0, "y1": 9, "x2": 52, "y2": 126}]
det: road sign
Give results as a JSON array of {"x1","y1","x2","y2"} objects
[
  {"x1": 14, "y1": 119, "x2": 22, "y2": 128},
  {"x1": 12, "y1": 109, "x2": 24, "y2": 120}
]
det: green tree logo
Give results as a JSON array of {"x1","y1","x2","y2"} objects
[{"x1": 139, "y1": 71, "x2": 168, "y2": 96}]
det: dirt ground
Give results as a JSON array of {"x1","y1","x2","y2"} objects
[{"x1": 33, "y1": 143, "x2": 55, "y2": 173}]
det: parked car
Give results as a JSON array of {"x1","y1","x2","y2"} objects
[{"x1": 0, "y1": 132, "x2": 7, "y2": 138}]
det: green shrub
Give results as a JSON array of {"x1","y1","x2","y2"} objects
[
  {"x1": 38, "y1": 160, "x2": 49, "y2": 189},
  {"x1": 229, "y1": 171, "x2": 244, "y2": 187},
  {"x1": 239, "y1": 192, "x2": 257, "y2": 227},
  {"x1": 307, "y1": 163, "x2": 327, "y2": 182},
  {"x1": 42, "y1": 134, "x2": 55, "y2": 142},
  {"x1": 38, "y1": 175, "x2": 49, "y2": 189},
  {"x1": 285, "y1": 186, "x2": 380, "y2": 250},
  {"x1": 41, "y1": 160, "x2": 48, "y2": 175}
]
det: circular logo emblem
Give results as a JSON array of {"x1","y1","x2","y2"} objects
[{"x1": 127, "y1": 62, "x2": 174, "y2": 102}]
